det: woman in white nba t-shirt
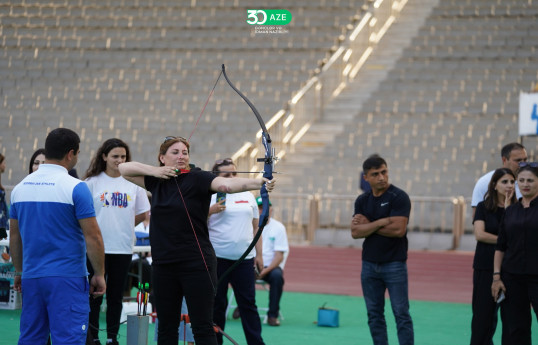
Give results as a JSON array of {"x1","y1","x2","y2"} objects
[{"x1": 84, "y1": 138, "x2": 150, "y2": 345}]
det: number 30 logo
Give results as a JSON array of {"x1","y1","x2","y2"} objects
[
  {"x1": 247, "y1": 10, "x2": 267, "y2": 25},
  {"x1": 247, "y1": 9, "x2": 292, "y2": 26}
]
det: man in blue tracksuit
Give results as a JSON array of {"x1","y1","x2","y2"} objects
[{"x1": 10, "y1": 128, "x2": 106, "y2": 345}]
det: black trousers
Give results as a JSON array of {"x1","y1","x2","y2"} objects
[
  {"x1": 214, "y1": 258, "x2": 265, "y2": 345},
  {"x1": 152, "y1": 261, "x2": 218, "y2": 345},
  {"x1": 87, "y1": 253, "x2": 132, "y2": 341},
  {"x1": 470, "y1": 269, "x2": 507, "y2": 345},
  {"x1": 501, "y1": 272, "x2": 538, "y2": 345},
  {"x1": 261, "y1": 266, "x2": 284, "y2": 318}
]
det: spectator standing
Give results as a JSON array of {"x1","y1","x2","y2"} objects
[
  {"x1": 0, "y1": 154, "x2": 8, "y2": 239},
  {"x1": 470, "y1": 168, "x2": 515, "y2": 345},
  {"x1": 471, "y1": 143, "x2": 527, "y2": 216},
  {"x1": 0, "y1": 154, "x2": 8, "y2": 261},
  {"x1": 360, "y1": 171, "x2": 371, "y2": 193},
  {"x1": 84, "y1": 138, "x2": 150, "y2": 345},
  {"x1": 28, "y1": 148, "x2": 46, "y2": 174},
  {"x1": 9, "y1": 128, "x2": 106, "y2": 344},
  {"x1": 232, "y1": 196, "x2": 289, "y2": 327},
  {"x1": 351, "y1": 154, "x2": 413, "y2": 345},
  {"x1": 208, "y1": 158, "x2": 266, "y2": 345},
  {"x1": 492, "y1": 162, "x2": 538, "y2": 344}
]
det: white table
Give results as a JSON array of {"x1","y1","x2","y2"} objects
[{"x1": 133, "y1": 246, "x2": 151, "y2": 255}]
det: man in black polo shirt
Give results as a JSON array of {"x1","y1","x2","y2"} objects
[{"x1": 351, "y1": 154, "x2": 413, "y2": 345}]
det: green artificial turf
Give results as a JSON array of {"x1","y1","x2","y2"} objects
[{"x1": 1, "y1": 291, "x2": 537, "y2": 344}]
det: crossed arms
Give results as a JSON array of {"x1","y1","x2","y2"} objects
[{"x1": 350, "y1": 214, "x2": 408, "y2": 239}]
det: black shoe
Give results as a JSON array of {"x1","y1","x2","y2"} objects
[{"x1": 232, "y1": 307, "x2": 240, "y2": 319}]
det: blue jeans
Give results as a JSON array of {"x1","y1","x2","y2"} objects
[
  {"x1": 361, "y1": 260, "x2": 414, "y2": 345},
  {"x1": 262, "y1": 266, "x2": 284, "y2": 318}
]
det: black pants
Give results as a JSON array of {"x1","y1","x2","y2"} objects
[
  {"x1": 470, "y1": 269, "x2": 507, "y2": 345},
  {"x1": 261, "y1": 266, "x2": 284, "y2": 318},
  {"x1": 214, "y1": 258, "x2": 265, "y2": 345},
  {"x1": 501, "y1": 272, "x2": 538, "y2": 345},
  {"x1": 87, "y1": 254, "x2": 132, "y2": 341},
  {"x1": 152, "y1": 261, "x2": 218, "y2": 345}
]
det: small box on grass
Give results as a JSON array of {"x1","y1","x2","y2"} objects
[{"x1": 317, "y1": 304, "x2": 339, "y2": 327}]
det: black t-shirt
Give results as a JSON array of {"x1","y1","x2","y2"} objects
[
  {"x1": 497, "y1": 197, "x2": 538, "y2": 275},
  {"x1": 472, "y1": 201, "x2": 504, "y2": 270},
  {"x1": 145, "y1": 168, "x2": 216, "y2": 267},
  {"x1": 354, "y1": 184, "x2": 411, "y2": 263}
]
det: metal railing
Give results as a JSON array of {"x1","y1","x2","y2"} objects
[
  {"x1": 233, "y1": 0, "x2": 408, "y2": 171},
  {"x1": 223, "y1": 0, "x2": 470, "y2": 248},
  {"x1": 268, "y1": 192, "x2": 468, "y2": 248},
  {"x1": 4, "y1": 185, "x2": 468, "y2": 248}
]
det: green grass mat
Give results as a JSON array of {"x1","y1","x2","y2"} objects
[{"x1": 1, "y1": 291, "x2": 537, "y2": 344}]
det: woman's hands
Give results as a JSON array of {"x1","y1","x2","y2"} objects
[
  {"x1": 504, "y1": 188, "x2": 514, "y2": 208},
  {"x1": 263, "y1": 178, "x2": 276, "y2": 192},
  {"x1": 209, "y1": 199, "x2": 226, "y2": 216},
  {"x1": 491, "y1": 277, "x2": 506, "y2": 302},
  {"x1": 153, "y1": 166, "x2": 180, "y2": 179}
]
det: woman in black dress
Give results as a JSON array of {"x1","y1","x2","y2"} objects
[
  {"x1": 492, "y1": 162, "x2": 538, "y2": 344},
  {"x1": 470, "y1": 168, "x2": 515, "y2": 344}
]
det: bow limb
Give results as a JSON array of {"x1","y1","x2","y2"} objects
[
  {"x1": 221, "y1": 64, "x2": 269, "y2": 136},
  {"x1": 216, "y1": 64, "x2": 274, "y2": 290}
]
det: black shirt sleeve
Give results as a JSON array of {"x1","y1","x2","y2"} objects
[
  {"x1": 473, "y1": 202, "x2": 486, "y2": 224},
  {"x1": 496, "y1": 208, "x2": 508, "y2": 252},
  {"x1": 144, "y1": 175, "x2": 157, "y2": 193},
  {"x1": 389, "y1": 190, "x2": 411, "y2": 218}
]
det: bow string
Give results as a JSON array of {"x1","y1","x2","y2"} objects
[
  {"x1": 179, "y1": 64, "x2": 276, "y2": 293},
  {"x1": 216, "y1": 64, "x2": 275, "y2": 288}
]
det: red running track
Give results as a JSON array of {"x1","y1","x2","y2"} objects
[{"x1": 284, "y1": 246, "x2": 474, "y2": 304}]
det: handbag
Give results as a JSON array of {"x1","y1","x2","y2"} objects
[{"x1": 317, "y1": 303, "x2": 339, "y2": 327}]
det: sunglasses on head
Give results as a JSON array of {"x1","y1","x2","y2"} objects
[
  {"x1": 163, "y1": 136, "x2": 187, "y2": 143},
  {"x1": 215, "y1": 158, "x2": 233, "y2": 166},
  {"x1": 519, "y1": 162, "x2": 538, "y2": 168}
]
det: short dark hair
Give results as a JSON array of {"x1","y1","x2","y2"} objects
[
  {"x1": 45, "y1": 128, "x2": 80, "y2": 160},
  {"x1": 501, "y1": 142, "x2": 525, "y2": 160},
  {"x1": 211, "y1": 158, "x2": 235, "y2": 174},
  {"x1": 362, "y1": 154, "x2": 387, "y2": 174}
]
